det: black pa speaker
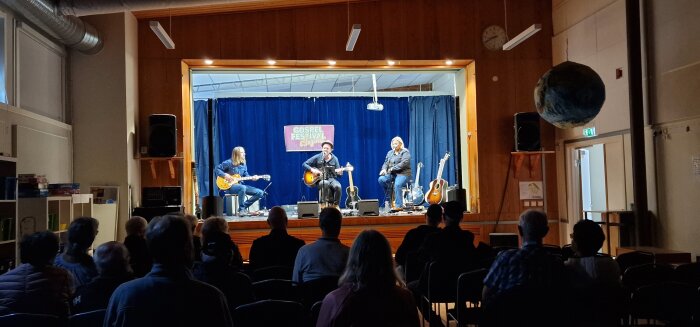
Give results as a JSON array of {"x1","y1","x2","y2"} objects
[
  {"x1": 148, "y1": 114, "x2": 177, "y2": 157},
  {"x1": 297, "y1": 201, "x2": 320, "y2": 218},
  {"x1": 142, "y1": 187, "x2": 166, "y2": 207},
  {"x1": 514, "y1": 112, "x2": 541, "y2": 151},
  {"x1": 446, "y1": 188, "x2": 467, "y2": 211}
]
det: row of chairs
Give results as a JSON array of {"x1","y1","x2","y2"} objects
[{"x1": 0, "y1": 309, "x2": 106, "y2": 327}]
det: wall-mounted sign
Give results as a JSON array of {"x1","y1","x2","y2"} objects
[{"x1": 583, "y1": 127, "x2": 596, "y2": 137}]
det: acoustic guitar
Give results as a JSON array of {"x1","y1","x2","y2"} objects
[
  {"x1": 303, "y1": 164, "x2": 354, "y2": 187},
  {"x1": 344, "y1": 163, "x2": 361, "y2": 209},
  {"x1": 425, "y1": 153, "x2": 451, "y2": 204},
  {"x1": 405, "y1": 162, "x2": 425, "y2": 206},
  {"x1": 216, "y1": 174, "x2": 271, "y2": 190}
]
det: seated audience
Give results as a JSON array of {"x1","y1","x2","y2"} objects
[
  {"x1": 316, "y1": 230, "x2": 419, "y2": 327},
  {"x1": 55, "y1": 217, "x2": 99, "y2": 288},
  {"x1": 71, "y1": 241, "x2": 133, "y2": 314},
  {"x1": 123, "y1": 216, "x2": 151, "y2": 277},
  {"x1": 248, "y1": 206, "x2": 305, "y2": 271},
  {"x1": 293, "y1": 207, "x2": 349, "y2": 283},
  {"x1": 565, "y1": 219, "x2": 622, "y2": 326},
  {"x1": 193, "y1": 230, "x2": 254, "y2": 313},
  {"x1": 482, "y1": 209, "x2": 566, "y2": 326},
  {"x1": 394, "y1": 203, "x2": 442, "y2": 270},
  {"x1": 105, "y1": 215, "x2": 232, "y2": 326},
  {"x1": 184, "y1": 214, "x2": 203, "y2": 262},
  {"x1": 0, "y1": 231, "x2": 74, "y2": 317},
  {"x1": 201, "y1": 216, "x2": 243, "y2": 270}
]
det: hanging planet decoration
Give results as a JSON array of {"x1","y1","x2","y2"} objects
[{"x1": 534, "y1": 61, "x2": 605, "y2": 128}]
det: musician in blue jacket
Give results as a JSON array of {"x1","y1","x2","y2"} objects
[
  {"x1": 215, "y1": 146, "x2": 264, "y2": 216},
  {"x1": 378, "y1": 136, "x2": 412, "y2": 209},
  {"x1": 303, "y1": 141, "x2": 343, "y2": 206}
]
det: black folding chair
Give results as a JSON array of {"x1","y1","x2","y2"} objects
[
  {"x1": 250, "y1": 265, "x2": 293, "y2": 282},
  {"x1": 447, "y1": 268, "x2": 488, "y2": 327},
  {"x1": 0, "y1": 313, "x2": 64, "y2": 327},
  {"x1": 232, "y1": 299, "x2": 306, "y2": 327},
  {"x1": 69, "y1": 309, "x2": 106, "y2": 327},
  {"x1": 252, "y1": 278, "x2": 300, "y2": 302}
]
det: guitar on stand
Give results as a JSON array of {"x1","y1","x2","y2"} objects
[
  {"x1": 425, "y1": 152, "x2": 451, "y2": 205},
  {"x1": 216, "y1": 174, "x2": 271, "y2": 190},
  {"x1": 404, "y1": 162, "x2": 425, "y2": 207},
  {"x1": 344, "y1": 163, "x2": 360, "y2": 210}
]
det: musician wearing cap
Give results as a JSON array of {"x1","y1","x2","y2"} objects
[
  {"x1": 303, "y1": 141, "x2": 343, "y2": 207},
  {"x1": 215, "y1": 146, "x2": 264, "y2": 216},
  {"x1": 378, "y1": 136, "x2": 412, "y2": 209}
]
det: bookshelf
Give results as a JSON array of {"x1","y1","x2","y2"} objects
[{"x1": 0, "y1": 156, "x2": 17, "y2": 273}]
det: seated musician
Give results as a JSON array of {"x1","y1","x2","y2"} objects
[
  {"x1": 378, "y1": 136, "x2": 411, "y2": 209},
  {"x1": 215, "y1": 146, "x2": 264, "y2": 216},
  {"x1": 303, "y1": 141, "x2": 343, "y2": 207}
]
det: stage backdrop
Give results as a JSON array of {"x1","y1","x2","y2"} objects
[{"x1": 194, "y1": 96, "x2": 457, "y2": 208}]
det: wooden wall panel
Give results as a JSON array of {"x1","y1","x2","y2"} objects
[{"x1": 137, "y1": 0, "x2": 557, "y2": 236}]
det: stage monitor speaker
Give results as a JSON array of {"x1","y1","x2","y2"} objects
[
  {"x1": 489, "y1": 232, "x2": 520, "y2": 248},
  {"x1": 297, "y1": 201, "x2": 320, "y2": 218},
  {"x1": 514, "y1": 112, "x2": 541, "y2": 151},
  {"x1": 132, "y1": 205, "x2": 183, "y2": 222},
  {"x1": 446, "y1": 188, "x2": 467, "y2": 210},
  {"x1": 148, "y1": 114, "x2": 177, "y2": 157},
  {"x1": 357, "y1": 199, "x2": 379, "y2": 216}
]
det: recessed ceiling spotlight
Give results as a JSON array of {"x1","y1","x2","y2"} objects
[
  {"x1": 204, "y1": 59, "x2": 213, "y2": 65},
  {"x1": 267, "y1": 59, "x2": 277, "y2": 65},
  {"x1": 387, "y1": 60, "x2": 396, "y2": 66},
  {"x1": 445, "y1": 59, "x2": 454, "y2": 65},
  {"x1": 328, "y1": 60, "x2": 337, "y2": 66}
]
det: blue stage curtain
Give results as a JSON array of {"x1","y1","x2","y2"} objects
[
  {"x1": 408, "y1": 96, "x2": 458, "y2": 197},
  {"x1": 209, "y1": 97, "x2": 410, "y2": 207},
  {"x1": 193, "y1": 100, "x2": 211, "y2": 198}
]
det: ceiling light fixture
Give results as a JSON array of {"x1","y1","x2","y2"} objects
[
  {"x1": 267, "y1": 59, "x2": 276, "y2": 65},
  {"x1": 204, "y1": 59, "x2": 213, "y2": 65},
  {"x1": 149, "y1": 21, "x2": 175, "y2": 49},
  {"x1": 502, "y1": 24, "x2": 542, "y2": 50},
  {"x1": 445, "y1": 60, "x2": 454, "y2": 65},
  {"x1": 346, "y1": 24, "x2": 361, "y2": 51},
  {"x1": 328, "y1": 60, "x2": 337, "y2": 66},
  {"x1": 387, "y1": 60, "x2": 396, "y2": 66}
]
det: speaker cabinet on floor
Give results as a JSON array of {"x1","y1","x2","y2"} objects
[
  {"x1": 357, "y1": 199, "x2": 379, "y2": 216},
  {"x1": 297, "y1": 201, "x2": 320, "y2": 218},
  {"x1": 148, "y1": 114, "x2": 177, "y2": 157},
  {"x1": 514, "y1": 112, "x2": 541, "y2": 152}
]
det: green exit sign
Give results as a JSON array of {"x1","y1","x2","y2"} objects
[{"x1": 583, "y1": 127, "x2": 596, "y2": 137}]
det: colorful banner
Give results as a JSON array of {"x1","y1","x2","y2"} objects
[{"x1": 284, "y1": 125, "x2": 335, "y2": 152}]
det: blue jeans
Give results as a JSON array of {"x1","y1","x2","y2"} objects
[
  {"x1": 227, "y1": 184, "x2": 264, "y2": 211},
  {"x1": 378, "y1": 174, "x2": 408, "y2": 207}
]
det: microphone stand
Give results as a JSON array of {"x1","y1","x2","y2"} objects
[{"x1": 261, "y1": 181, "x2": 272, "y2": 214}]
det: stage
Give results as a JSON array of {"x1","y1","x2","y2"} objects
[{"x1": 215, "y1": 209, "x2": 484, "y2": 261}]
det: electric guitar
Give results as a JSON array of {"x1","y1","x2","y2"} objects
[
  {"x1": 425, "y1": 153, "x2": 450, "y2": 204},
  {"x1": 216, "y1": 174, "x2": 271, "y2": 190},
  {"x1": 344, "y1": 163, "x2": 361, "y2": 209},
  {"x1": 303, "y1": 165, "x2": 354, "y2": 187},
  {"x1": 406, "y1": 162, "x2": 425, "y2": 206}
]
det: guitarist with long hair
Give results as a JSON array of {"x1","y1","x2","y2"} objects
[
  {"x1": 215, "y1": 146, "x2": 264, "y2": 216},
  {"x1": 378, "y1": 136, "x2": 412, "y2": 209},
  {"x1": 303, "y1": 141, "x2": 343, "y2": 207}
]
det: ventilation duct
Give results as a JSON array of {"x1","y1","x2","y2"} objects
[
  {"x1": 0, "y1": 0, "x2": 102, "y2": 54},
  {"x1": 57, "y1": 0, "x2": 242, "y2": 17}
]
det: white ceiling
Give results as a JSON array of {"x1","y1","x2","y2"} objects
[{"x1": 191, "y1": 71, "x2": 447, "y2": 99}]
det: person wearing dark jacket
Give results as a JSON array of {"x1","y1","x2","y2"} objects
[
  {"x1": 123, "y1": 216, "x2": 151, "y2": 277},
  {"x1": 395, "y1": 204, "x2": 442, "y2": 269},
  {"x1": 0, "y1": 231, "x2": 74, "y2": 318},
  {"x1": 54, "y1": 217, "x2": 99, "y2": 288},
  {"x1": 249, "y1": 206, "x2": 305, "y2": 270}
]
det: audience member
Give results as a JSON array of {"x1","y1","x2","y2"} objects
[
  {"x1": 0, "y1": 231, "x2": 74, "y2": 317},
  {"x1": 193, "y1": 230, "x2": 254, "y2": 313},
  {"x1": 124, "y1": 216, "x2": 151, "y2": 277},
  {"x1": 55, "y1": 216, "x2": 99, "y2": 288},
  {"x1": 71, "y1": 241, "x2": 133, "y2": 314},
  {"x1": 316, "y1": 230, "x2": 419, "y2": 327},
  {"x1": 394, "y1": 203, "x2": 442, "y2": 269},
  {"x1": 293, "y1": 207, "x2": 349, "y2": 283},
  {"x1": 565, "y1": 219, "x2": 622, "y2": 326},
  {"x1": 249, "y1": 206, "x2": 305, "y2": 271},
  {"x1": 482, "y1": 209, "x2": 566, "y2": 326},
  {"x1": 105, "y1": 215, "x2": 232, "y2": 326},
  {"x1": 201, "y1": 216, "x2": 243, "y2": 270},
  {"x1": 184, "y1": 214, "x2": 202, "y2": 262}
]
